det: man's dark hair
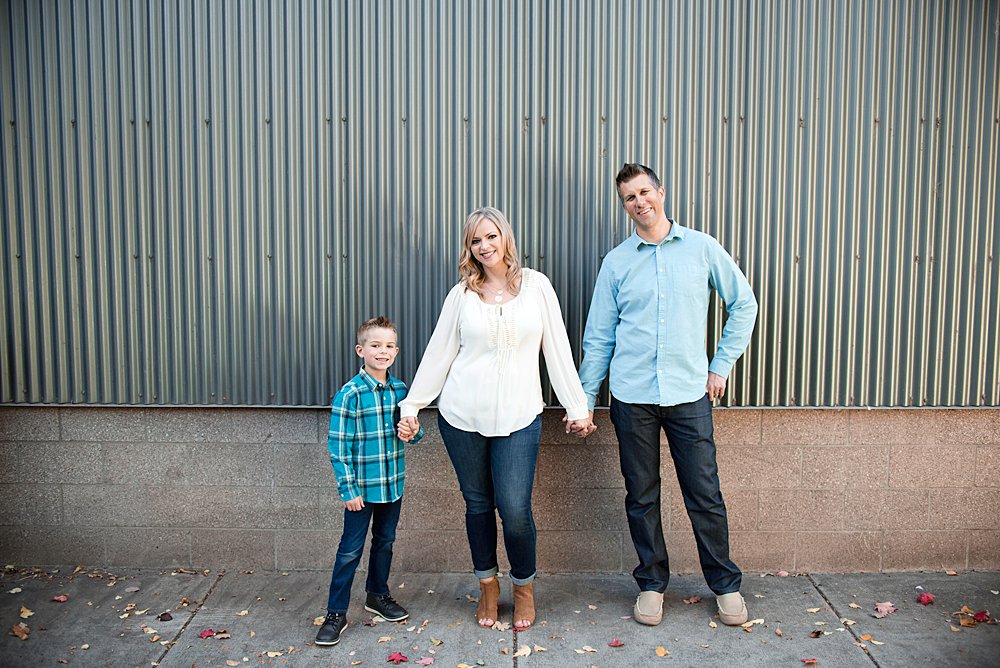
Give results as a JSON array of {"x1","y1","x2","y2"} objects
[{"x1": 615, "y1": 163, "x2": 662, "y2": 198}]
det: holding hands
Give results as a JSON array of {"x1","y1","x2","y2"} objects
[
  {"x1": 564, "y1": 411, "x2": 598, "y2": 438},
  {"x1": 397, "y1": 415, "x2": 420, "y2": 441}
]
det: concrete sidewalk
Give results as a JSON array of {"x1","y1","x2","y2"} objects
[{"x1": 2, "y1": 567, "x2": 997, "y2": 667}]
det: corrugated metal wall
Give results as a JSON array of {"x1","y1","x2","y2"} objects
[{"x1": 2, "y1": 0, "x2": 998, "y2": 407}]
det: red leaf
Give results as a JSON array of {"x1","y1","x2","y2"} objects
[
  {"x1": 198, "y1": 629, "x2": 215, "y2": 639},
  {"x1": 608, "y1": 638, "x2": 625, "y2": 647},
  {"x1": 51, "y1": 595, "x2": 69, "y2": 603},
  {"x1": 972, "y1": 610, "x2": 991, "y2": 623},
  {"x1": 873, "y1": 601, "x2": 897, "y2": 618},
  {"x1": 917, "y1": 593, "x2": 935, "y2": 606},
  {"x1": 801, "y1": 660, "x2": 818, "y2": 665},
  {"x1": 387, "y1": 651, "x2": 409, "y2": 664}
]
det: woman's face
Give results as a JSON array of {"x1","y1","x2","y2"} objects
[{"x1": 469, "y1": 218, "x2": 505, "y2": 270}]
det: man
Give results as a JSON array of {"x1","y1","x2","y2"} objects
[{"x1": 576, "y1": 162, "x2": 757, "y2": 627}]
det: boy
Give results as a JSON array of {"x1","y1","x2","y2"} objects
[{"x1": 316, "y1": 316, "x2": 422, "y2": 646}]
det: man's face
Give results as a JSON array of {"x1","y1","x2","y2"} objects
[{"x1": 617, "y1": 174, "x2": 666, "y2": 228}]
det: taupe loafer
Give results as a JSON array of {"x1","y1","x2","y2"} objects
[
  {"x1": 633, "y1": 590, "x2": 664, "y2": 626},
  {"x1": 717, "y1": 592, "x2": 748, "y2": 625}
]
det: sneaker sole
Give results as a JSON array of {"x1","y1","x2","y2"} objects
[
  {"x1": 314, "y1": 637, "x2": 341, "y2": 646},
  {"x1": 364, "y1": 605, "x2": 409, "y2": 622}
]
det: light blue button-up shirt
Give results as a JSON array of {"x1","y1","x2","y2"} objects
[{"x1": 579, "y1": 222, "x2": 758, "y2": 409}]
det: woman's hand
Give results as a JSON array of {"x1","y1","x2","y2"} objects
[
  {"x1": 397, "y1": 416, "x2": 420, "y2": 441},
  {"x1": 563, "y1": 411, "x2": 597, "y2": 438}
]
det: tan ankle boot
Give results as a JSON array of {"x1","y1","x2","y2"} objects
[
  {"x1": 477, "y1": 578, "x2": 500, "y2": 627},
  {"x1": 512, "y1": 582, "x2": 535, "y2": 630}
]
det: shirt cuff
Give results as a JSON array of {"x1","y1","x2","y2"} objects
[{"x1": 708, "y1": 358, "x2": 732, "y2": 378}]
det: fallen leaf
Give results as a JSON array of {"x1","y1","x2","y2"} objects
[
  {"x1": 362, "y1": 617, "x2": 378, "y2": 627},
  {"x1": 806, "y1": 607, "x2": 821, "y2": 614},
  {"x1": 532, "y1": 644, "x2": 546, "y2": 652},
  {"x1": 973, "y1": 610, "x2": 991, "y2": 623},
  {"x1": 946, "y1": 570, "x2": 958, "y2": 576},
  {"x1": 125, "y1": 586, "x2": 140, "y2": 593},
  {"x1": 655, "y1": 645, "x2": 669, "y2": 657},
  {"x1": 871, "y1": 639, "x2": 884, "y2": 646},
  {"x1": 743, "y1": 626, "x2": 753, "y2": 633},
  {"x1": 801, "y1": 660, "x2": 817, "y2": 665},
  {"x1": 775, "y1": 628, "x2": 783, "y2": 637},
  {"x1": 776, "y1": 570, "x2": 789, "y2": 577},
  {"x1": 249, "y1": 631, "x2": 255, "y2": 638},
  {"x1": 157, "y1": 612, "x2": 173, "y2": 622},
  {"x1": 10, "y1": 623, "x2": 29, "y2": 640},
  {"x1": 860, "y1": 634, "x2": 872, "y2": 641},
  {"x1": 429, "y1": 636, "x2": 443, "y2": 646},
  {"x1": 960, "y1": 615, "x2": 977, "y2": 627},
  {"x1": 216, "y1": 632, "x2": 231, "y2": 639},
  {"x1": 51, "y1": 594, "x2": 68, "y2": 603},
  {"x1": 848, "y1": 603, "x2": 861, "y2": 609},
  {"x1": 608, "y1": 638, "x2": 625, "y2": 647},
  {"x1": 950, "y1": 625, "x2": 962, "y2": 632},
  {"x1": 378, "y1": 635, "x2": 393, "y2": 643},
  {"x1": 9, "y1": 587, "x2": 23, "y2": 594},
  {"x1": 465, "y1": 594, "x2": 479, "y2": 603},
  {"x1": 709, "y1": 620, "x2": 718, "y2": 629},
  {"x1": 227, "y1": 662, "x2": 240, "y2": 667},
  {"x1": 873, "y1": 601, "x2": 898, "y2": 618},
  {"x1": 199, "y1": 629, "x2": 216, "y2": 639},
  {"x1": 19, "y1": 606, "x2": 33, "y2": 619},
  {"x1": 143, "y1": 627, "x2": 158, "y2": 634},
  {"x1": 808, "y1": 630, "x2": 823, "y2": 639},
  {"x1": 238, "y1": 609, "x2": 249, "y2": 616},
  {"x1": 80, "y1": 644, "x2": 89, "y2": 650},
  {"x1": 683, "y1": 595, "x2": 702, "y2": 605},
  {"x1": 57, "y1": 660, "x2": 68, "y2": 665},
  {"x1": 415, "y1": 659, "x2": 434, "y2": 666},
  {"x1": 491, "y1": 621, "x2": 510, "y2": 631},
  {"x1": 266, "y1": 651, "x2": 283, "y2": 658},
  {"x1": 991, "y1": 590, "x2": 999, "y2": 596},
  {"x1": 387, "y1": 651, "x2": 409, "y2": 664},
  {"x1": 588, "y1": 604, "x2": 598, "y2": 610},
  {"x1": 917, "y1": 593, "x2": 935, "y2": 606},
  {"x1": 500, "y1": 648, "x2": 509, "y2": 655},
  {"x1": 841, "y1": 618, "x2": 856, "y2": 626},
  {"x1": 513, "y1": 645, "x2": 531, "y2": 657}
]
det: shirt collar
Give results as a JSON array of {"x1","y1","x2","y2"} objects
[
  {"x1": 358, "y1": 367, "x2": 389, "y2": 390},
  {"x1": 631, "y1": 219, "x2": 685, "y2": 249}
]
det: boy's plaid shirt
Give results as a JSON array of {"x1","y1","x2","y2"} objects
[{"x1": 327, "y1": 368, "x2": 423, "y2": 503}]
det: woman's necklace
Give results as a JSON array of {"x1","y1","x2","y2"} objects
[{"x1": 486, "y1": 280, "x2": 506, "y2": 303}]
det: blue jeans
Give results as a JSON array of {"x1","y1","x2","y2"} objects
[
  {"x1": 325, "y1": 499, "x2": 402, "y2": 613},
  {"x1": 438, "y1": 414, "x2": 542, "y2": 585},
  {"x1": 610, "y1": 394, "x2": 741, "y2": 595}
]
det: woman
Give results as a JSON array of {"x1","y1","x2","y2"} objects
[{"x1": 398, "y1": 206, "x2": 594, "y2": 630}]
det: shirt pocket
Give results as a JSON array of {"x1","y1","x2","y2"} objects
[{"x1": 665, "y1": 263, "x2": 709, "y2": 301}]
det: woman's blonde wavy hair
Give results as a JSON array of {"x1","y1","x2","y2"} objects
[{"x1": 458, "y1": 206, "x2": 522, "y2": 298}]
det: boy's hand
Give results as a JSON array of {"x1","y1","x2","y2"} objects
[
  {"x1": 397, "y1": 416, "x2": 420, "y2": 441},
  {"x1": 344, "y1": 496, "x2": 364, "y2": 511}
]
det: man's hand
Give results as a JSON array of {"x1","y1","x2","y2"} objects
[
  {"x1": 344, "y1": 496, "x2": 364, "y2": 511},
  {"x1": 397, "y1": 416, "x2": 419, "y2": 441},
  {"x1": 563, "y1": 411, "x2": 598, "y2": 438},
  {"x1": 706, "y1": 372, "x2": 727, "y2": 401}
]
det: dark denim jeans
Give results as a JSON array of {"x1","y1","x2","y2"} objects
[
  {"x1": 325, "y1": 498, "x2": 402, "y2": 613},
  {"x1": 438, "y1": 414, "x2": 542, "y2": 585},
  {"x1": 610, "y1": 394, "x2": 741, "y2": 595}
]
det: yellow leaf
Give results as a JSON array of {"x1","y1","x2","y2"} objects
[
  {"x1": 378, "y1": 636, "x2": 392, "y2": 643},
  {"x1": 709, "y1": 620, "x2": 718, "y2": 629},
  {"x1": 19, "y1": 606, "x2": 33, "y2": 619},
  {"x1": 8, "y1": 587, "x2": 22, "y2": 594},
  {"x1": 841, "y1": 618, "x2": 856, "y2": 626},
  {"x1": 950, "y1": 625, "x2": 961, "y2": 632},
  {"x1": 227, "y1": 662, "x2": 240, "y2": 667},
  {"x1": 806, "y1": 607, "x2": 820, "y2": 613},
  {"x1": 80, "y1": 644, "x2": 89, "y2": 650},
  {"x1": 238, "y1": 610, "x2": 249, "y2": 617},
  {"x1": 581, "y1": 645, "x2": 598, "y2": 652},
  {"x1": 860, "y1": 634, "x2": 872, "y2": 641},
  {"x1": 655, "y1": 645, "x2": 670, "y2": 657},
  {"x1": 266, "y1": 651, "x2": 283, "y2": 658},
  {"x1": 313, "y1": 616, "x2": 324, "y2": 626},
  {"x1": 249, "y1": 630, "x2": 255, "y2": 638},
  {"x1": 871, "y1": 639, "x2": 884, "y2": 646},
  {"x1": 848, "y1": 602, "x2": 861, "y2": 609}
]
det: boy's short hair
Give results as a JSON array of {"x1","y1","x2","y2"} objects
[
  {"x1": 357, "y1": 316, "x2": 397, "y2": 345},
  {"x1": 615, "y1": 162, "x2": 662, "y2": 198}
]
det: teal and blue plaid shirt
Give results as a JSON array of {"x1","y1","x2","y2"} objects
[{"x1": 327, "y1": 368, "x2": 423, "y2": 503}]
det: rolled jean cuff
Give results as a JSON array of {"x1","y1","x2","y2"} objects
[
  {"x1": 474, "y1": 566, "x2": 499, "y2": 580},
  {"x1": 509, "y1": 571, "x2": 535, "y2": 586}
]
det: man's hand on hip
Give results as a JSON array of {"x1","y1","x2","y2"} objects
[{"x1": 706, "y1": 372, "x2": 727, "y2": 401}]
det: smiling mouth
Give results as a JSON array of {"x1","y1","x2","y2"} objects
[
  {"x1": 480, "y1": 250, "x2": 495, "y2": 260},
  {"x1": 636, "y1": 207, "x2": 653, "y2": 216}
]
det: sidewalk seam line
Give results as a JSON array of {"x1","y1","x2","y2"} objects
[
  {"x1": 807, "y1": 573, "x2": 882, "y2": 668},
  {"x1": 153, "y1": 571, "x2": 227, "y2": 666}
]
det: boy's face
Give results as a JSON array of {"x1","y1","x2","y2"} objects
[{"x1": 356, "y1": 327, "x2": 399, "y2": 374}]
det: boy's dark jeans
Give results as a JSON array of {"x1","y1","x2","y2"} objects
[
  {"x1": 610, "y1": 394, "x2": 742, "y2": 595},
  {"x1": 326, "y1": 498, "x2": 402, "y2": 613}
]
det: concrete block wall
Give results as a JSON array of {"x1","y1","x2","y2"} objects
[{"x1": 0, "y1": 406, "x2": 997, "y2": 573}]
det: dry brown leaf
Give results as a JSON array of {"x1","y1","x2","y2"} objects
[
  {"x1": 655, "y1": 645, "x2": 670, "y2": 657},
  {"x1": 775, "y1": 628, "x2": 783, "y2": 637},
  {"x1": 860, "y1": 634, "x2": 872, "y2": 641},
  {"x1": 313, "y1": 616, "x2": 324, "y2": 626},
  {"x1": 19, "y1": 606, "x2": 33, "y2": 619},
  {"x1": 10, "y1": 623, "x2": 29, "y2": 640},
  {"x1": 532, "y1": 644, "x2": 547, "y2": 652},
  {"x1": 227, "y1": 662, "x2": 240, "y2": 667},
  {"x1": 378, "y1": 635, "x2": 393, "y2": 643},
  {"x1": 513, "y1": 645, "x2": 531, "y2": 657},
  {"x1": 806, "y1": 607, "x2": 821, "y2": 613},
  {"x1": 500, "y1": 647, "x2": 510, "y2": 655},
  {"x1": 709, "y1": 620, "x2": 718, "y2": 629},
  {"x1": 266, "y1": 651, "x2": 283, "y2": 657},
  {"x1": 946, "y1": 570, "x2": 958, "y2": 576},
  {"x1": 848, "y1": 602, "x2": 862, "y2": 609},
  {"x1": 950, "y1": 625, "x2": 962, "y2": 632}
]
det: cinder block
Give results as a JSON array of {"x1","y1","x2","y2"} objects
[
  {"x1": 800, "y1": 446, "x2": 889, "y2": 489},
  {"x1": 398, "y1": 489, "x2": 465, "y2": 531},
  {"x1": 714, "y1": 409, "x2": 762, "y2": 446},
  {"x1": 102, "y1": 443, "x2": 189, "y2": 485},
  {"x1": 536, "y1": 445, "x2": 623, "y2": 489},
  {"x1": 272, "y1": 487, "x2": 339, "y2": 530},
  {"x1": 928, "y1": 489, "x2": 1000, "y2": 530},
  {"x1": 190, "y1": 528, "x2": 275, "y2": 569},
  {"x1": 888, "y1": 445, "x2": 976, "y2": 488},
  {"x1": 936, "y1": 410, "x2": 1000, "y2": 445},
  {"x1": 105, "y1": 527, "x2": 192, "y2": 567},
  {"x1": 182, "y1": 444, "x2": 274, "y2": 486},
  {"x1": 730, "y1": 530, "x2": 796, "y2": 573},
  {"x1": 842, "y1": 489, "x2": 928, "y2": 530},
  {"x1": 405, "y1": 443, "x2": 460, "y2": 489},
  {"x1": 883, "y1": 530, "x2": 969, "y2": 570},
  {"x1": 533, "y1": 488, "x2": 627, "y2": 531},
  {"x1": 849, "y1": 410, "x2": 942, "y2": 445},
  {"x1": 183, "y1": 486, "x2": 277, "y2": 528},
  {"x1": 229, "y1": 408, "x2": 318, "y2": 443},
  {"x1": 968, "y1": 531, "x2": 1000, "y2": 569},
  {"x1": 539, "y1": 408, "x2": 618, "y2": 446},
  {"x1": 0, "y1": 484, "x2": 62, "y2": 524},
  {"x1": 717, "y1": 447, "x2": 802, "y2": 489},
  {"x1": 63, "y1": 485, "x2": 190, "y2": 527},
  {"x1": 3, "y1": 525, "x2": 105, "y2": 565},
  {"x1": 536, "y1": 530, "x2": 623, "y2": 573},
  {"x1": 758, "y1": 490, "x2": 846, "y2": 531},
  {"x1": 0, "y1": 407, "x2": 60, "y2": 441},
  {"x1": 762, "y1": 410, "x2": 848, "y2": 446},
  {"x1": 147, "y1": 409, "x2": 238, "y2": 443},
  {"x1": 975, "y1": 447, "x2": 1000, "y2": 487},
  {"x1": 0, "y1": 442, "x2": 103, "y2": 484},
  {"x1": 275, "y1": 530, "x2": 339, "y2": 570},
  {"x1": 392, "y1": 529, "x2": 471, "y2": 572},
  {"x1": 60, "y1": 408, "x2": 146, "y2": 442},
  {"x1": 795, "y1": 531, "x2": 881, "y2": 572},
  {"x1": 275, "y1": 443, "x2": 335, "y2": 487}
]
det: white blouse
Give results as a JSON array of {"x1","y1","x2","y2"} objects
[{"x1": 399, "y1": 268, "x2": 590, "y2": 436}]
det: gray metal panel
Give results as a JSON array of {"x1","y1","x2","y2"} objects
[{"x1": 1, "y1": 0, "x2": 998, "y2": 407}]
